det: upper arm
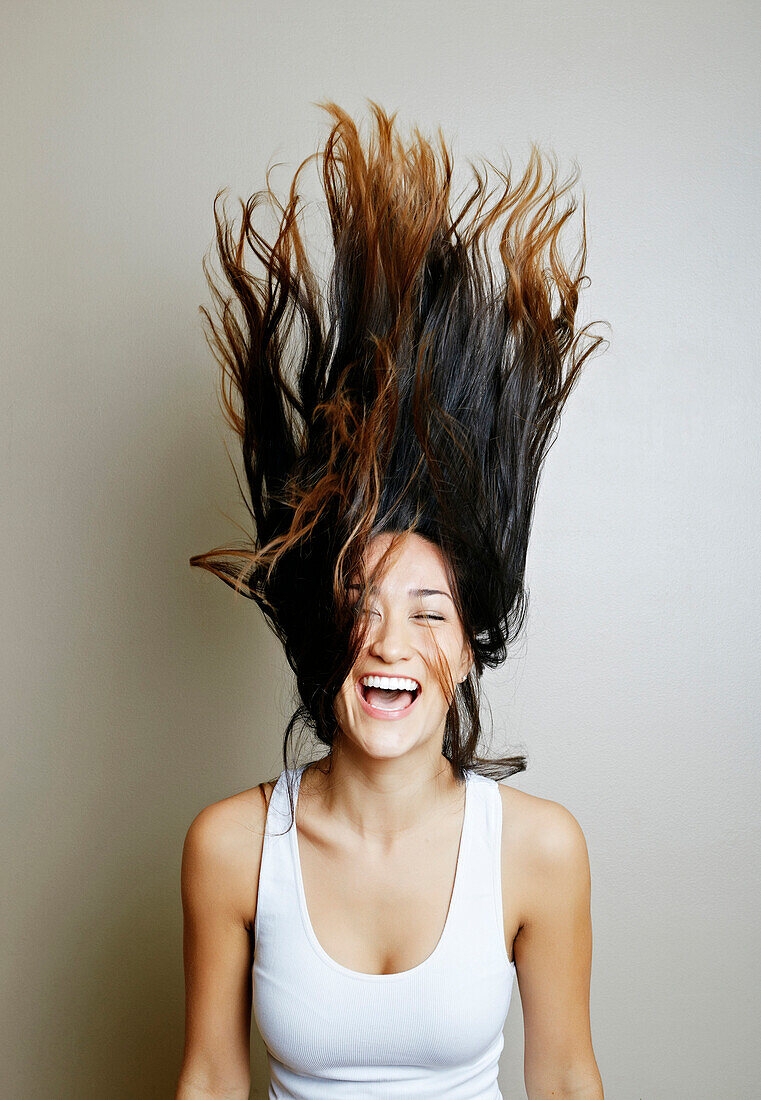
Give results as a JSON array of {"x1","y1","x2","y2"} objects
[
  {"x1": 176, "y1": 791, "x2": 268, "y2": 1097},
  {"x1": 513, "y1": 800, "x2": 603, "y2": 1097}
]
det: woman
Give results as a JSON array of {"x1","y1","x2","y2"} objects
[{"x1": 177, "y1": 101, "x2": 607, "y2": 1099}]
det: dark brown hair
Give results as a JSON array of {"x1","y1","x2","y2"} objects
[{"x1": 189, "y1": 100, "x2": 608, "y2": 817}]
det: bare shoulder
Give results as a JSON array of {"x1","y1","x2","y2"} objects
[
  {"x1": 497, "y1": 781, "x2": 590, "y2": 859},
  {"x1": 496, "y1": 783, "x2": 591, "y2": 925},
  {"x1": 181, "y1": 777, "x2": 279, "y2": 930}
]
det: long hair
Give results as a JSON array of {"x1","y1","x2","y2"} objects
[{"x1": 189, "y1": 100, "x2": 608, "y2": 822}]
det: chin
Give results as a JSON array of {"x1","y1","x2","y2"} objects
[{"x1": 333, "y1": 687, "x2": 448, "y2": 759}]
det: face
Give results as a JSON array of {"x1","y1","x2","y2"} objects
[{"x1": 332, "y1": 531, "x2": 472, "y2": 763}]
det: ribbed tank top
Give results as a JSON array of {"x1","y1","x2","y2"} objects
[{"x1": 252, "y1": 763, "x2": 516, "y2": 1098}]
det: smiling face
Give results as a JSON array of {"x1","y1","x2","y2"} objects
[{"x1": 332, "y1": 531, "x2": 473, "y2": 764}]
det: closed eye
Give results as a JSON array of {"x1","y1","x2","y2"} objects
[{"x1": 357, "y1": 611, "x2": 446, "y2": 621}]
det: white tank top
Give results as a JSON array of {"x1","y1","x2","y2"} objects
[{"x1": 253, "y1": 763, "x2": 516, "y2": 1098}]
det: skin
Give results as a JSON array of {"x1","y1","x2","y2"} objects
[{"x1": 176, "y1": 533, "x2": 603, "y2": 1098}]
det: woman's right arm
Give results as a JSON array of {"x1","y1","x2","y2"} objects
[{"x1": 175, "y1": 791, "x2": 268, "y2": 1099}]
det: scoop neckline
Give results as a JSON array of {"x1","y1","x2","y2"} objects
[{"x1": 287, "y1": 762, "x2": 473, "y2": 982}]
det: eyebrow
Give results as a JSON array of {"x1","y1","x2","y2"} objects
[{"x1": 346, "y1": 583, "x2": 453, "y2": 603}]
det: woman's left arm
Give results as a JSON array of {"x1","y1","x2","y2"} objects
[{"x1": 513, "y1": 799, "x2": 604, "y2": 1099}]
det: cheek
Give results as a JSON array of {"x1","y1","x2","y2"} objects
[{"x1": 426, "y1": 629, "x2": 466, "y2": 673}]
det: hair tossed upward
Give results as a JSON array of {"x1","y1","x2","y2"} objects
[{"x1": 189, "y1": 99, "x2": 608, "y2": 797}]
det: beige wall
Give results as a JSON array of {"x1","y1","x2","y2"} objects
[{"x1": 3, "y1": 2, "x2": 759, "y2": 1096}]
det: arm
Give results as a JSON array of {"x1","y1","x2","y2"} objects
[
  {"x1": 513, "y1": 800, "x2": 604, "y2": 1100},
  {"x1": 175, "y1": 795, "x2": 266, "y2": 1100}
]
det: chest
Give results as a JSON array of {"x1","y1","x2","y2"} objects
[
  {"x1": 254, "y1": 808, "x2": 517, "y2": 1084},
  {"x1": 294, "y1": 795, "x2": 520, "y2": 975},
  {"x1": 298, "y1": 817, "x2": 466, "y2": 975},
  {"x1": 252, "y1": 773, "x2": 521, "y2": 1088}
]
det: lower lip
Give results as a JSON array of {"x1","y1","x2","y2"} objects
[{"x1": 355, "y1": 680, "x2": 421, "y2": 720}]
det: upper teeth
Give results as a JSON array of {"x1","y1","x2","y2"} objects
[{"x1": 361, "y1": 675, "x2": 419, "y2": 692}]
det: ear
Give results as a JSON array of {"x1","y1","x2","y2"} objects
[{"x1": 457, "y1": 640, "x2": 474, "y2": 684}]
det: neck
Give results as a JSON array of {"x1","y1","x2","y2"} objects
[{"x1": 301, "y1": 744, "x2": 464, "y2": 842}]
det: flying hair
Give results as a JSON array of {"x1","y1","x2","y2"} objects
[{"x1": 189, "y1": 99, "x2": 609, "y2": 814}]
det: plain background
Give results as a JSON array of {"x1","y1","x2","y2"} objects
[{"x1": 3, "y1": 1, "x2": 759, "y2": 1097}]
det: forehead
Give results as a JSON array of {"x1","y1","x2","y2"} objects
[{"x1": 361, "y1": 532, "x2": 450, "y2": 588}]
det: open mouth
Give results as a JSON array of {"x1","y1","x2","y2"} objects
[{"x1": 355, "y1": 678, "x2": 421, "y2": 720}]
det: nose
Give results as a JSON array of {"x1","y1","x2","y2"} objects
[{"x1": 367, "y1": 609, "x2": 414, "y2": 665}]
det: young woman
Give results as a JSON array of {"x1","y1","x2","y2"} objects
[{"x1": 177, "y1": 101, "x2": 607, "y2": 1099}]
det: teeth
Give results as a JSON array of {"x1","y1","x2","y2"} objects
[{"x1": 360, "y1": 675, "x2": 420, "y2": 693}]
